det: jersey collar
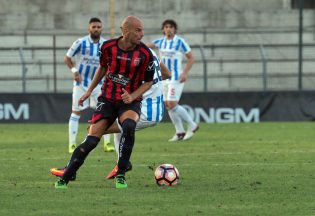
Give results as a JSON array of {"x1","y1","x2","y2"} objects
[{"x1": 164, "y1": 34, "x2": 177, "y2": 42}]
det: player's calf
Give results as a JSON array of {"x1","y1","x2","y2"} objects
[{"x1": 117, "y1": 119, "x2": 136, "y2": 174}]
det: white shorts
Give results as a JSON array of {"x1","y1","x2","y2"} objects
[
  {"x1": 72, "y1": 85, "x2": 101, "y2": 111},
  {"x1": 163, "y1": 80, "x2": 184, "y2": 101},
  {"x1": 135, "y1": 114, "x2": 158, "y2": 131},
  {"x1": 116, "y1": 113, "x2": 158, "y2": 132}
]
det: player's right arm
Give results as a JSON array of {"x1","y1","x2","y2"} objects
[
  {"x1": 78, "y1": 66, "x2": 106, "y2": 106},
  {"x1": 64, "y1": 56, "x2": 82, "y2": 83},
  {"x1": 146, "y1": 43, "x2": 157, "y2": 49},
  {"x1": 65, "y1": 39, "x2": 82, "y2": 83},
  {"x1": 147, "y1": 38, "x2": 163, "y2": 50}
]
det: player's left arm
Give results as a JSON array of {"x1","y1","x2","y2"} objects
[
  {"x1": 179, "y1": 51, "x2": 195, "y2": 83},
  {"x1": 121, "y1": 81, "x2": 153, "y2": 104},
  {"x1": 79, "y1": 66, "x2": 106, "y2": 105}
]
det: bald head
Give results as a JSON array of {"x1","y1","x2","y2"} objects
[
  {"x1": 119, "y1": 16, "x2": 144, "y2": 48},
  {"x1": 121, "y1": 16, "x2": 143, "y2": 31}
]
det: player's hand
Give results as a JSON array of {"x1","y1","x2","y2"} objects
[
  {"x1": 73, "y1": 72, "x2": 82, "y2": 83},
  {"x1": 78, "y1": 91, "x2": 91, "y2": 106},
  {"x1": 121, "y1": 88, "x2": 134, "y2": 104},
  {"x1": 179, "y1": 73, "x2": 188, "y2": 83}
]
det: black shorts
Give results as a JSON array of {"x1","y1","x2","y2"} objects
[{"x1": 91, "y1": 97, "x2": 141, "y2": 125}]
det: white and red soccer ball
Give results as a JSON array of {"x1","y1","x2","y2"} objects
[{"x1": 154, "y1": 164, "x2": 180, "y2": 186}]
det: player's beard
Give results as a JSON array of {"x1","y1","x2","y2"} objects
[
  {"x1": 91, "y1": 32, "x2": 100, "y2": 41},
  {"x1": 166, "y1": 31, "x2": 174, "y2": 38}
]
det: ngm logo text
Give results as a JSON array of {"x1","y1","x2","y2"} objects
[
  {"x1": 0, "y1": 103, "x2": 29, "y2": 120},
  {"x1": 183, "y1": 105, "x2": 260, "y2": 123}
]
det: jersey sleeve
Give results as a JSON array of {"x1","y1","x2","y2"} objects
[
  {"x1": 66, "y1": 39, "x2": 81, "y2": 57},
  {"x1": 180, "y1": 38, "x2": 191, "y2": 54},
  {"x1": 99, "y1": 44, "x2": 107, "y2": 67},
  {"x1": 144, "y1": 53, "x2": 155, "y2": 82},
  {"x1": 152, "y1": 38, "x2": 163, "y2": 49}
]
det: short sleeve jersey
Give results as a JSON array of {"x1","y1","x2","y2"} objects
[
  {"x1": 99, "y1": 37, "x2": 155, "y2": 102},
  {"x1": 66, "y1": 35, "x2": 106, "y2": 89},
  {"x1": 152, "y1": 34, "x2": 191, "y2": 81}
]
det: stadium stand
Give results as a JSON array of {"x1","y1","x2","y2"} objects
[{"x1": 0, "y1": 0, "x2": 315, "y2": 92}]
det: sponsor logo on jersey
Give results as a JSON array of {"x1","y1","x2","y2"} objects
[
  {"x1": 83, "y1": 57, "x2": 99, "y2": 65},
  {"x1": 107, "y1": 73, "x2": 130, "y2": 86},
  {"x1": 160, "y1": 51, "x2": 176, "y2": 57},
  {"x1": 146, "y1": 61, "x2": 155, "y2": 71},
  {"x1": 117, "y1": 56, "x2": 131, "y2": 61}
]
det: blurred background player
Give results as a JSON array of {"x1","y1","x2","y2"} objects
[
  {"x1": 148, "y1": 19, "x2": 198, "y2": 142},
  {"x1": 65, "y1": 17, "x2": 114, "y2": 153},
  {"x1": 50, "y1": 49, "x2": 171, "y2": 179}
]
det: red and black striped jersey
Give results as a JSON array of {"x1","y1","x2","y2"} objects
[{"x1": 99, "y1": 36, "x2": 155, "y2": 102}]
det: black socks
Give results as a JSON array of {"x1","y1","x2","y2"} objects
[
  {"x1": 62, "y1": 135, "x2": 100, "y2": 182},
  {"x1": 117, "y1": 119, "x2": 137, "y2": 175}
]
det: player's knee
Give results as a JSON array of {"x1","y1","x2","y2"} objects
[
  {"x1": 121, "y1": 119, "x2": 136, "y2": 135},
  {"x1": 166, "y1": 102, "x2": 177, "y2": 110},
  {"x1": 167, "y1": 104, "x2": 178, "y2": 112},
  {"x1": 72, "y1": 110, "x2": 81, "y2": 115}
]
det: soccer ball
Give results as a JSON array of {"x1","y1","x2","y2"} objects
[{"x1": 154, "y1": 164, "x2": 180, "y2": 186}]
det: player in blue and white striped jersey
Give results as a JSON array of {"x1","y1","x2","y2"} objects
[
  {"x1": 137, "y1": 49, "x2": 165, "y2": 129},
  {"x1": 65, "y1": 17, "x2": 113, "y2": 154},
  {"x1": 148, "y1": 19, "x2": 199, "y2": 142}
]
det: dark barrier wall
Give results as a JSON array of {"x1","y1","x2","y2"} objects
[
  {"x1": 0, "y1": 93, "x2": 91, "y2": 123},
  {"x1": 1, "y1": 92, "x2": 315, "y2": 123},
  {"x1": 179, "y1": 91, "x2": 315, "y2": 123}
]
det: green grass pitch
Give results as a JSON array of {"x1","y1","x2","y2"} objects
[{"x1": 1, "y1": 122, "x2": 315, "y2": 216}]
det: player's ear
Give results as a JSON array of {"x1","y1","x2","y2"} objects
[
  {"x1": 121, "y1": 26, "x2": 129, "y2": 36},
  {"x1": 120, "y1": 26, "x2": 125, "y2": 36}
]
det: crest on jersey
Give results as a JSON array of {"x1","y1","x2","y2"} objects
[
  {"x1": 86, "y1": 48, "x2": 90, "y2": 55},
  {"x1": 134, "y1": 58, "x2": 141, "y2": 66}
]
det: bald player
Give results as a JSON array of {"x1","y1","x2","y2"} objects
[{"x1": 53, "y1": 16, "x2": 155, "y2": 189}]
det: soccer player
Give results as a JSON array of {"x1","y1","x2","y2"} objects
[
  {"x1": 54, "y1": 15, "x2": 155, "y2": 189},
  {"x1": 65, "y1": 17, "x2": 114, "y2": 153},
  {"x1": 105, "y1": 49, "x2": 170, "y2": 178},
  {"x1": 50, "y1": 49, "x2": 171, "y2": 179},
  {"x1": 148, "y1": 19, "x2": 199, "y2": 142}
]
